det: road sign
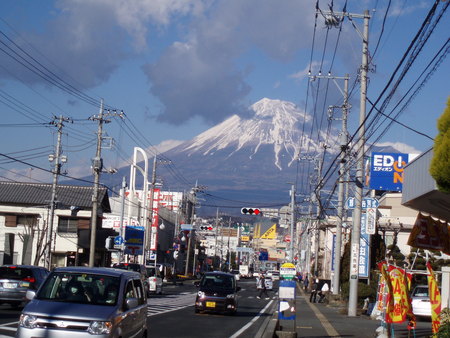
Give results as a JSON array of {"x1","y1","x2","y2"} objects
[
  {"x1": 346, "y1": 197, "x2": 379, "y2": 209},
  {"x1": 114, "y1": 236, "x2": 124, "y2": 245},
  {"x1": 180, "y1": 224, "x2": 193, "y2": 231},
  {"x1": 280, "y1": 262, "x2": 296, "y2": 280},
  {"x1": 365, "y1": 208, "x2": 377, "y2": 234}
]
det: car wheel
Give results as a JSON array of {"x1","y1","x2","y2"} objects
[{"x1": 195, "y1": 308, "x2": 200, "y2": 314}]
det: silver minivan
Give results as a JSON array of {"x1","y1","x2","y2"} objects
[{"x1": 16, "y1": 267, "x2": 147, "y2": 337}]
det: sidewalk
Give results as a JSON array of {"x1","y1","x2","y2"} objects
[{"x1": 265, "y1": 283, "x2": 434, "y2": 338}]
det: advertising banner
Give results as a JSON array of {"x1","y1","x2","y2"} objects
[
  {"x1": 359, "y1": 214, "x2": 370, "y2": 278},
  {"x1": 150, "y1": 188, "x2": 161, "y2": 251},
  {"x1": 386, "y1": 266, "x2": 409, "y2": 323},
  {"x1": 124, "y1": 226, "x2": 144, "y2": 256},
  {"x1": 369, "y1": 152, "x2": 412, "y2": 191},
  {"x1": 407, "y1": 213, "x2": 450, "y2": 254},
  {"x1": 260, "y1": 224, "x2": 277, "y2": 239},
  {"x1": 427, "y1": 262, "x2": 441, "y2": 333}
]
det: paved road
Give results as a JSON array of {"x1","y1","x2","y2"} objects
[{"x1": 0, "y1": 278, "x2": 277, "y2": 338}]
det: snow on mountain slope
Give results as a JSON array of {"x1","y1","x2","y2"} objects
[{"x1": 174, "y1": 98, "x2": 329, "y2": 170}]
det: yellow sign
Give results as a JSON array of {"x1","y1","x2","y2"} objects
[
  {"x1": 260, "y1": 224, "x2": 277, "y2": 239},
  {"x1": 281, "y1": 263, "x2": 295, "y2": 269},
  {"x1": 427, "y1": 262, "x2": 441, "y2": 333},
  {"x1": 241, "y1": 236, "x2": 249, "y2": 242}
]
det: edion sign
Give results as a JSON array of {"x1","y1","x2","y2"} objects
[{"x1": 369, "y1": 152, "x2": 416, "y2": 192}]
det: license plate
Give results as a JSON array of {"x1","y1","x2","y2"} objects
[
  {"x1": 206, "y1": 301, "x2": 216, "y2": 308},
  {"x1": 3, "y1": 282, "x2": 18, "y2": 288}
]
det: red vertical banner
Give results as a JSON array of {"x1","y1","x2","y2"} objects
[
  {"x1": 150, "y1": 188, "x2": 161, "y2": 251},
  {"x1": 385, "y1": 266, "x2": 409, "y2": 323},
  {"x1": 426, "y1": 262, "x2": 441, "y2": 334},
  {"x1": 379, "y1": 261, "x2": 394, "y2": 322}
]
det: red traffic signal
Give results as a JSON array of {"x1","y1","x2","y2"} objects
[{"x1": 241, "y1": 208, "x2": 261, "y2": 215}]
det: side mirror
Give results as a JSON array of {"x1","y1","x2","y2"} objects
[
  {"x1": 26, "y1": 290, "x2": 36, "y2": 300},
  {"x1": 125, "y1": 297, "x2": 139, "y2": 310},
  {"x1": 236, "y1": 286, "x2": 241, "y2": 292},
  {"x1": 194, "y1": 281, "x2": 200, "y2": 287}
]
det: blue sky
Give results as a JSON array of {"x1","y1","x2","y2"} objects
[{"x1": 0, "y1": 0, "x2": 448, "y2": 192}]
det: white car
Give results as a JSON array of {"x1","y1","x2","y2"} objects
[
  {"x1": 267, "y1": 270, "x2": 280, "y2": 280},
  {"x1": 146, "y1": 265, "x2": 163, "y2": 295},
  {"x1": 411, "y1": 285, "x2": 431, "y2": 317}
]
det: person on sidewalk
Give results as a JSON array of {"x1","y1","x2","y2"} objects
[
  {"x1": 319, "y1": 282, "x2": 329, "y2": 303},
  {"x1": 256, "y1": 273, "x2": 270, "y2": 299},
  {"x1": 310, "y1": 279, "x2": 319, "y2": 303},
  {"x1": 303, "y1": 274, "x2": 309, "y2": 291}
]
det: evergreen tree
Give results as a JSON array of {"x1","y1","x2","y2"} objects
[{"x1": 430, "y1": 97, "x2": 450, "y2": 193}]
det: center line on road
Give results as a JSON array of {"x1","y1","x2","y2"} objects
[{"x1": 229, "y1": 300, "x2": 274, "y2": 338}]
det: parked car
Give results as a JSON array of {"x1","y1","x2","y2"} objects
[
  {"x1": 411, "y1": 285, "x2": 432, "y2": 317},
  {"x1": 145, "y1": 265, "x2": 163, "y2": 295},
  {"x1": 112, "y1": 262, "x2": 148, "y2": 294},
  {"x1": 194, "y1": 271, "x2": 241, "y2": 315},
  {"x1": 16, "y1": 266, "x2": 148, "y2": 337},
  {"x1": 0, "y1": 265, "x2": 49, "y2": 308},
  {"x1": 267, "y1": 270, "x2": 280, "y2": 281}
]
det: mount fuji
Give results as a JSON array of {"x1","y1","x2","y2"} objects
[{"x1": 158, "y1": 98, "x2": 340, "y2": 203}]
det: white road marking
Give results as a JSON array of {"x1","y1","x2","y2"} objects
[{"x1": 229, "y1": 300, "x2": 274, "y2": 338}]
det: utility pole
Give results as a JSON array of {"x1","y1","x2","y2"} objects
[
  {"x1": 313, "y1": 155, "x2": 323, "y2": 277},
  {"x1": 146, "y1": 156, "x2": 157, "y2": 265},
  {"x1": 289, "y1": 183, "x2": 296, "y2": 261},
  {"x1": 119, "y1": 176, "x2": 127, "y2": 262},
  {"x1": 45, "y1": 115, "x2": 70, "y2": 269},
  {"x1": 184, "y1": 185, "x2": 197, "y2": 276},
  {"x1": 89, "y1": 100, "x2": 123, "y2": 267},
  {"x1": 348, "y1": 10, "x2": 370, "y2": 317},
  {"x1": 334, "y1": 75, "x2": 349, "y2": 295},
  {"x1": 318, "y1": 6, "x2": 370, "y2": 316}
]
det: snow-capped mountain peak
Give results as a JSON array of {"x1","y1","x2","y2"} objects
[{"x1": 179, "y1": 98, "x2": 319, "y2": 170}]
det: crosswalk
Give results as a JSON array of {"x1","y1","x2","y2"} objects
[{"x1": 147, "y1": 292, "x2": 197, "y2": 317}]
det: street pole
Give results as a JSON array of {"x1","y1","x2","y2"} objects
[
  {"x1": 89, "y1": 100, "x2": 104, "y2": 267},
  {"x1": 333, "y1": 75, "x2": 349, "y2": 295},
  {"x1": 119, "y1": 176, "x2": 127, "y2": 262},
  {"x1": 289, "y1": 183, "x2": 296, "y2": 261},
  {"x1": 184, "y1": 187, "x2": 196, "y2": 275},
  {"x1": 227, "y1": 217, "x2": 231, "y2": 272},
  {"x1": 214, "y1": 208, "x2": 219, "y2": 268},
  {"x1": 89, "y1": 101, "x2": 124, "y2": 267},
  {"x1": 45, "y1": 115, "x2": 70, "y2": 269},
  {"x1": 146, "y1": 156, "x2": 157, "y2": 265},
  {"x1": 348, "y1": 10, "x2": 370, "y2": 317}
]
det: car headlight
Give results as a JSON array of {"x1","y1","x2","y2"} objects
[
  {"x1": 19, "y1": 314, "x2": 37, "y2": 329},
  {"x1": 197, "y1": 291, "x2": 205, "y2": 299},
  {"x1": 226, "y1": 294, "x2": 236, "y2": 299},
  {"x1": 88, "y1": 321, "x2": 112, "y2": 335}
]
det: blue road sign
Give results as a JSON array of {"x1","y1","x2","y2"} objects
[
  {"x1": 345, "y1": 197, "x2": 379, "y2": 209},
  {"x1": 114, "y1": 236, "x2": 124, "y2": 245}
]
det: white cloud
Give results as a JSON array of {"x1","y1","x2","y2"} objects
[{"x1": 290, "y1": 61, "x2": 322, "y2": 81}]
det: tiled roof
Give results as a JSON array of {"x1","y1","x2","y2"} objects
[{"x1": 0, "y1": 181, "x2": 111, "y2": 212}]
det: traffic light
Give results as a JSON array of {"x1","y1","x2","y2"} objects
[{"x1": 241, "y1": 208, "x2": 261, "y2": 215}]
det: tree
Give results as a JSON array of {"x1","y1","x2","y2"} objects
[{"x1": 430, "y1": 97, "x2": 450, "y2": 193}]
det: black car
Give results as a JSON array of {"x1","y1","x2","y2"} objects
[
  {"x1": 112, "y1": 262, "x2": 149, "y2": 293},
  {"x1": 0, "y1": 265, "x2": 50, "y2": 308},
  {"x1": 194, "y1": 271, "x2": 241, "y2": 315}
]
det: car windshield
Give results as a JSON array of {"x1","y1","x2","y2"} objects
[
  {"x1": 146, "y1": 268, "x2": 156, "y2": 277},
  {"x1": 36, "y1": 272, "x2": 120, "y2": 306},
  {"x1": 201, "y1": 274, "x2": 235, "y2": 289},
  {"x1": 412, "y1": 287, "x2": 429, "y2": 297},
  {"x1": 0, "y1": 266, "x2": 34, "y2": 281}
]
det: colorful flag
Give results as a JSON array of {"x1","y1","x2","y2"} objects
[
  {"x1": 386, "y1": 266, "x2": 410, "y2": 323},
  {"x1": 378, "y1": 261, "x2": 394, "y2": 322},
  {"x1": 427, "y1": 262, "x2": 441, "y2": 333}
]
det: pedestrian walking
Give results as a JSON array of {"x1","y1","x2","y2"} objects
[
  {"x1": 309, "y1": 279, "x2": 318, "y2": 303},
  {"x1": 256, "y1": 273, "x2": 270, "y2": 299},
  {"x1": 303, "y1": 275, "x2": 309, "y2": 291}
]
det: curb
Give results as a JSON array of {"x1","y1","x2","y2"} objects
[{"x1": 256, "y1": 300, "x2": 279, "y2": 338}]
